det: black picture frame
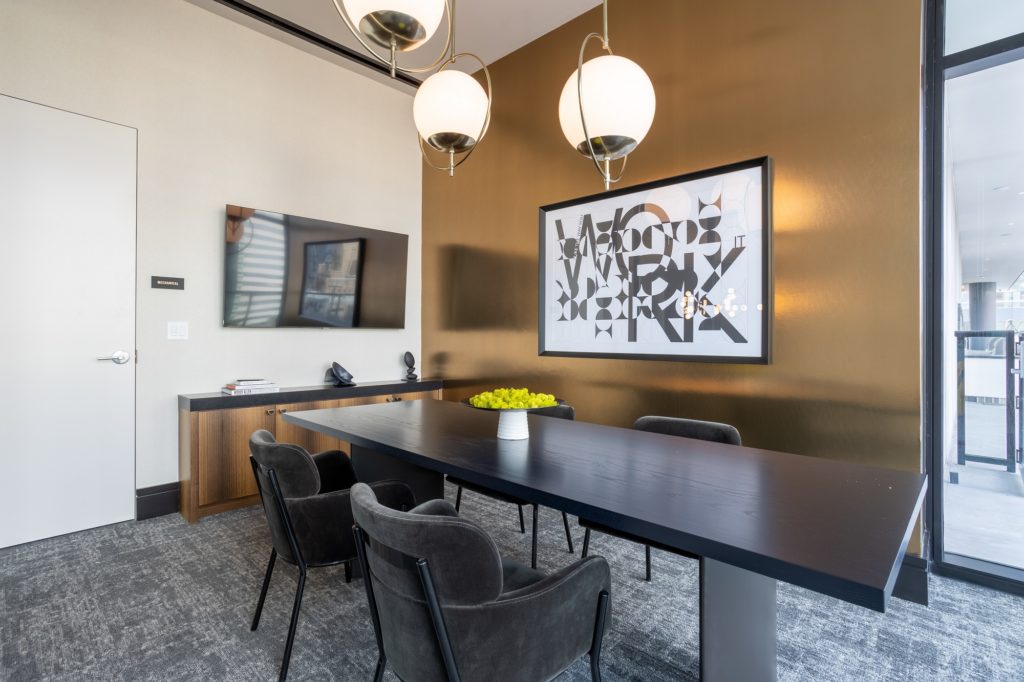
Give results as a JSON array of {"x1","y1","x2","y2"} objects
[
  {"x1": 538, "y1": 156, "x2": 773, "y2": 364},
  {"x1": 299, "y1": 238, "x2": 364, "y2": 327}
]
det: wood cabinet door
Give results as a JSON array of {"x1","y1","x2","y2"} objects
[
  {"x1": 376, "y1": 390, "x2": 439, "y2": 403},
  {"x1": 275, "y1": 401, "x2": 346, "y2": 454},
  {"x1": 276, "y1": 395, "x2": 420, "y2": 455},
  {"x1": 196, "y1": 405, "x2": 274, "y2": 507}
]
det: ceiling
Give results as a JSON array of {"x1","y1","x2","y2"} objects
[
  {"x1": 191, "y1": 0, "x2": 601, "y2": 85},
  {"x1": 946, "y1": 56, "x2": 1024, "y2": 289}
]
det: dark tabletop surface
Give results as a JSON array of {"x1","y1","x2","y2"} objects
[{"x1": 283, "y1": 399, "x2": 926, "y2": 612}]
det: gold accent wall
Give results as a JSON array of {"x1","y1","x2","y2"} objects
[{"x1": 423, "y1": 1, "x2": 923, "y2": 548}]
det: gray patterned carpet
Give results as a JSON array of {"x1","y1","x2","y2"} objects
[{"x1": 2, "y1": 484, "x2": 1023, "y2": 681}]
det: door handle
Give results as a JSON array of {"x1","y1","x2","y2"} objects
[{"x1": 97, "y1": 350, "x2": 132, "y2": 365}]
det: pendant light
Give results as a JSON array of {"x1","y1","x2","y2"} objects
[
  {"x1": 334, "y1": 0, "x2": 491, "y2": 176},
  {"x1": 413, "y1": 58, "x2": 491, "y2": 176},
  {"x1": 557, "y1": 0, "x2": 656, "y2": 190},
  {"x1": 412, "y1": 23, "x2": 491, "y2": 176},
  {"x1": 332, "y1": 0, "x2": 452, "y2": 77}
]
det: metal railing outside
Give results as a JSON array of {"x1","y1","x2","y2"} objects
[{"x1": 954, "y1": 330, "x2": 1019, "y2": 473}]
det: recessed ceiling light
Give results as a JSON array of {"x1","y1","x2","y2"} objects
[
  {"x1": 994, "y1": 185, "x2": 1010, "y2": 191},
  {"x1": 1010, "y1": 222, "x2": 1016, "y2": 226}
]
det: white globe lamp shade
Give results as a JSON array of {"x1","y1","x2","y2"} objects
[
  {"x1": 342, "y1": 0, "x2": 446, "y2": 51},
  {"x1": 413, "y1": 70, "x2": 489, "y2": 153},
  {"x1": 558, "y1": 54, "x2": 656, "y2": 160}
]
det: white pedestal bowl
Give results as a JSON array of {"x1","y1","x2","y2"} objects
[{"x1": 461, "y1": 399, "x2": 564, "y2": 440}]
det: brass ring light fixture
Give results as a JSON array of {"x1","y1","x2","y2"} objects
[
  {"x1": 331, "y1": 0, "x2": 453, "y2": 78},
  {"x1": 558, "y1": 0, "x2": 656, "y2": 190},
  {"x1": 333, "y1": 0, "x2": 492, "y2": 177},
  {"x1": 414, "y1": 51, "x2": 492, "y2": 176}
]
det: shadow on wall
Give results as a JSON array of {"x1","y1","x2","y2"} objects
[
  {"x1": 439, "y1": 375, "x2": 919, "y2": 472},
  {"x1": 440, "y1": 245, "x2": 535, "y2": 331}
]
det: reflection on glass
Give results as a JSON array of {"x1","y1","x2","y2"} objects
[
  {"x1": 945, "y1": 0, "x2": 1024, "y2": 55},
  {"x1": 223, "y1": 205, "x2": 408, "y2": 329},
  {"x1": 942, "y1": 57, "x2": 1024, "y2": 570},
  {"x1": 224, "y1": 207, "x2": 287, "y2": 327},
  {"x1": 300, "y1": 240, "x2": 364, "y2": 327}
]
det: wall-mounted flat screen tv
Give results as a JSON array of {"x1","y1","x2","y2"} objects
[{"x1": 223, "y1": 205, "x2": 408, "y2": 328}]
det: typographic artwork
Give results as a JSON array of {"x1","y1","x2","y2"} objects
[{"x1": 539, "y1": 158, "x2": 772, "y2": 362}]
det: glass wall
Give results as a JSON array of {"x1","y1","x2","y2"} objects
[
  {"x1": 945, "y1": 0, "x2": 1024, "y2": 54},
  {"x1": 938, "y1": 24, "x2": 1024, "y2": 576}
]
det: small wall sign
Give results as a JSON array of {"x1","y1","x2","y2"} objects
[{"x1": 151, "y1": 276, "x2": 185, "y2": 290}]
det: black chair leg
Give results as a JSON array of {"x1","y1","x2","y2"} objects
[
  {"x1": 355, "y1": 526, "x2": 387, "y2": 682},
  {"x1": 590, "y1": 590, "x2": 610, "y2": 682},
  {"x1": 251, "y1": 548, "x2": 277, "y2": 631},
  {"x1": 582, "y1": 528, "x2": 591, "y2": 558},
  {"x1": 531, "y1": 504, "x2": 539, "y2": 569},
  {"x1": 279, "y1": 568, "x2": 306, "y2": 681},
  {"x1": 455, "y1": 486, "x2": 463, "y2": 511},
  {"x1": 518, "y1": 504, "x2": 526, "y2": 534},
  {"x1": 373, "y1": 654, "x2": 387, "y2": 682},
  {"x1": 645, "y1": 545, "x2": 652, "y2": 581},
  {"x1": 344, "y1": 560, "x2": 352, "y2": 584},
  {"x1": 561, "y1": 512, "x2": 575, "y2": 553}
]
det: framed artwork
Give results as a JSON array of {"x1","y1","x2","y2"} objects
[
  {"x1": 300, "y1": 239, "x2": 364, "y2": 327},
  {"x1": 539, "y1": 157, "x2": 772, "y2": 363}
]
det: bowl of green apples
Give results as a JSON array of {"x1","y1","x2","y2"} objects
[{"x1": 463, "y1": 388, "x2": 562, "y2": 440}]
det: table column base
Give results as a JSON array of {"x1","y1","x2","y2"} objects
[
  {"x1": 350, "y1": 444, "x2": 445, "y2": 505},
  {"x1": 700, "y1": 557, "x2": 778, "y2": 681}
]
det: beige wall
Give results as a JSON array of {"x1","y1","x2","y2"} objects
[
  {"x1": 423, "y1": 1, "x2": 922, "y2": 543},
  {"x1": 0, "y1": 0, "x2": 422, "y2": 488}
]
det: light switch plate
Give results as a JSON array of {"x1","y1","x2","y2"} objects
[{"x1": 167, "y1": 321, "x2": 189, "y2": 340}]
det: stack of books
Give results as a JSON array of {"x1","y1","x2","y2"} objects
[{"x1": 221, "y1": 379, "x2": 279, "y2": 396}]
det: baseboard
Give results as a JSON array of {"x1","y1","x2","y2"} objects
[
  {"x1": 893, "y1": 554, "x2": 928, "y2": 606},
  {"x1": 933, "y1": 553, "x2": 1024, "y2": 598},
  {"x1": 136, "y1": 482, "x2": 180, "y2": 520}
]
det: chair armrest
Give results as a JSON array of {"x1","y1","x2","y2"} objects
[
  {"x1": 312, "y1": 450, "x2": 356, "y2": 494},
  {"x1": 285, "y1": 488, "x2": 358, "y2": 566},
  {"x1": 410, "y1": 498, "x2": 459, "y2": 517},
  {"x1": 285, "y1": 480, "x2": 414, "y2": 566},
  {"x1": 366, "y1": 479, "x2": 416, "y2": 512},
  {"x1": 495, "y1": 554, "x2": 610, "y2": 604},
  {"x1": 441, "y1": 556, "x2": 611, "y2": 681}
]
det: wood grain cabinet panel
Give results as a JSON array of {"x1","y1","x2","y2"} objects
[
  {"x1": 377, "y1": 390, "x2": 438, "y2": 403},
  {"x1": 196, "y1": 406, "x2": 274, "y2": 507},
  {"x1": 178, "y1": 383, "x2": 442, "y2": 522},
  {"x1": 275, "y1": 401, "x2": 345, "y2": 454}
]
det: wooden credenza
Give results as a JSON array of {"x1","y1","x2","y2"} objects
[{"x1": 177, "y1": 380, "x2": 443, "y2": 522}]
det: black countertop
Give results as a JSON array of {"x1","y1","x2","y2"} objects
[
  {"x1": 178, "y1": 379, "x2": 443, "y2": 412},
  {"x1": 284, "y1": 398, "x2": 926, "y2": 613}
]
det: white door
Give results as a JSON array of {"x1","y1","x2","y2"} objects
[{"x1": 0, "y1": 95, "x2": 136, "y2": 548}]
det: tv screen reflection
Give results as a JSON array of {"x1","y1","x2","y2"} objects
[{"x1": 223, "y1": 205, "x2": 407, "y2": 329}]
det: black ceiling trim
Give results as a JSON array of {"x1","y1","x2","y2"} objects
[{"x1": 207, "y1": 0, "x2": 421, "y2": 88}]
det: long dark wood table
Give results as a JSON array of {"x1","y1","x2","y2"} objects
[{"x1": 284, "y1": 398, "x2": 926, "y2": 681}]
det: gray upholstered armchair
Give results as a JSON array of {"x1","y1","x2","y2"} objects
[
  {"x1": 248, "y1": 430, "x2": 415, "y2": 681},
  {"x1": 350, "y1": 482, "x2": 612, "y2": 682}
]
